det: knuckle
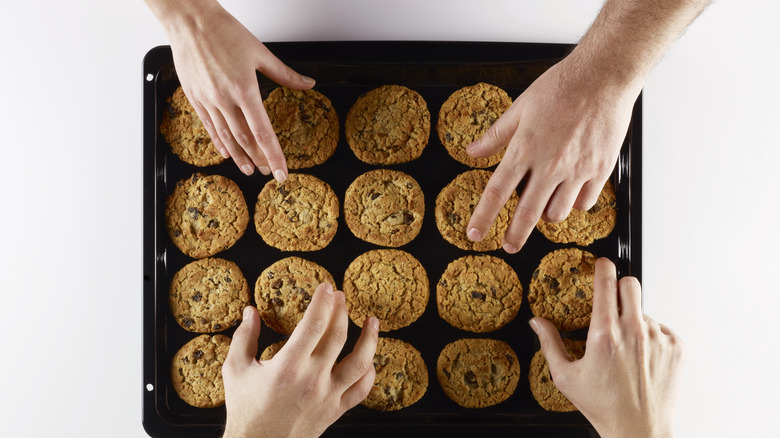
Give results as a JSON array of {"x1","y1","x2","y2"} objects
[
  {"x1": 303, "y1": 318, "x2": 327, "y2": 339},
  {"x1": 253, "y1": 128, "x2": 275, "y2": 145},
  {"x1": 482, "y1": 184, "x2": 511, "y2": 208},
  {"x1": 514, "y1": 204, "x2": 541, "y2": 224}
]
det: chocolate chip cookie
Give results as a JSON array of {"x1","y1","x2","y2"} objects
[
  {"x1": 437, "y1": 83, "x2": 513, "y2": 168},
  {"x1": 254, "y1": 173, "x2": 339, "y2": 251},
  {"x1": 160, "y1": 86, "x2": 225, "y2": 167},
  {"x1": 170, "y1": 334, "x2": 231, "y2": 408},
  {"x1": 255, "y1": 257, "x2": 336, "y2": 335},
  {"x1": 536, "y1": 180, "x2": 617, "y2": 245},
  {"x1": 343, "y1": 249, "x2": 429, "y2": 331},
  {"x1": 435, "y1": 169, "x2": 518, "y2": 251},
  {"x1": 345, "y1": 85, "x2": 430, "y2": 164},
  {"x1": 362, "y1": 337, "x2": 428, "y2": 411},
  {"x1": 529, "y1": 338, "x2": 586, "y2": 412},
  {"x1": 166, "y1": 173, "x2": 249, "y2": 258},
  {"x1": 169, "y1": 258, "x2": 251, "y2": 333},
  {"x1": 528, "y1": 248, "x2": 597, "y2": 331},
  {"x1": 344, "y1": 169, "x2": 425, "y2": 247},
  {"x1": 259, "y1": 340, "x2": 287, "y2": 361},
  {"x1": 436, "y1": 338, "x2": 520, "y2": 408},
  {"x1": 437, "y1": 255, "x2": 523, "y2": 333},
  {"x1": 265, "y1": 87, "x2": 339, "y2": 169}
]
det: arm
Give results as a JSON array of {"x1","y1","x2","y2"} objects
[
  {"x1": 144, "y1": 0, "x2": 316, "y2": 180},
  {"x1": 466, "y1": 0, "x2": 711, "y2": 253}
]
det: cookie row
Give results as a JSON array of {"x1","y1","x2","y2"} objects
[{"x1": 161, "y1": 83, "x2": 511, "y2": 169}]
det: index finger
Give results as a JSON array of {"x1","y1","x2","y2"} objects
[
  {"x1": 466, "y1": 154, "x2": 526, "y2": 244},
  {"x1": 238, "y1": 88, "x2": 289, "y2": 182}
]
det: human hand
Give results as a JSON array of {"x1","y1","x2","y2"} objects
[
  {"x1": 222, "y1": 283, "x2": 379, "y2": 438},
  {"x1": 529, "y1": 258, "x2": 686, "y2": 438},
  {"x1": 152, "y1": 0, "x2": 315, "y2": 179},
  {"x1": 465, "y1": 54, "x2": 639, "y2": 253}
]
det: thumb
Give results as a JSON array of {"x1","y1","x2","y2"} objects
[
  {"x1": 529, "y1": 317, "x2": 573, "y2": 375},
  {"x1": 255, "y1": 43, "x2": 316, "y2": 90},
  {"x1": 226, "y1": 306, "x2": 262, "y2": 369},
  {"x1": 466, "y1": 104, "x2": 518, "y2": 158}
]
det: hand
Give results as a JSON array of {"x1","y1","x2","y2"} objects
[
  {"x1": 222, "y1": 283, "x2": 379, "y2": 438},
  {"x1": 158, "y1": 0, "x2": 315, "y2": 179},
  {"x1": 529, "y1": 258, "x2": 686, "y2": 438},
  {"x1": 465, "y1": 55, "x2": 638, "y2": 253}
]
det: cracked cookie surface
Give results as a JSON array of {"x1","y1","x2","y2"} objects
[
  {"x1": 437, "y1": 255, "x2": 522, "y2": 333},
  {"x1": 436, "y1": 338, "x2": 520, "y2": 408},
  {"x1": 437, "y1": 83, "x2": 513, "y2": 168},
  {"x1": 170, "y1": 334, "x2": 231, "y2": 408},
  {"x1": 344, "y1": 169, "x2": 425, "y2": 247},
  {"x1": 345, "y1": 85, "x2": 430, "y2": 164},
  {"x1": 254, "y1": 173, "x2": 339, "y2": 251},
  {"x1": 528, "y1": 248, "x2": 596, "y2": 331},
  {"x1": 166, "y1": 173, "x2": 249, "y2": 258},
  {"x1": 160, "y1": 86, "x2": 225, "y2": 167},
  {"x1": 536, "y1": 180, "x2": 617, "y2": 245},
  {"x1": 435, "y1": 169, "x2": 518, "y2": 251},
  {"x1": 343, "y1": 249, "x2": 429, "y2": 331},
  {"x1": 529, "y1": 338, "x2": 586, "y2": 412},
  {"x1": 265, "y1": 87, "x2": 339, "y2": 169},
  {"x1": 255, "y1": 257, "x2": 336, "y2": 335},
  {"x1": 362, "y1": 338, "x2": 428, "y2": 411},
  {"x1": 169, "y1": 258, "x2": 251, "y2": 333}
]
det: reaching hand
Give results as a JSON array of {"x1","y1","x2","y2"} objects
[
  {"x1": 530, "y1": 258, "x2": 686, "y2": 438},
  {"x1": 222, "y1": 283, "x2": 379, "y2": 438}
]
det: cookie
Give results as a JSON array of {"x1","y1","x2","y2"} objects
[
  {"x1": 437, "y1": 255, "x2": 523, "y2": 333},
  {"x1": 435, "y1": 169, "x2": 518, "y2": 251},
  {"x1": 166, "y1": 173, "x2": 249, "y2": 258},
  {"x1": 169, "y1": 258, "x2": 251, "y2": 333},
  {"x1": 345, "y1": 85, "x2": 430, "y2": 165},
  {"x1": 436, "y1": 338, "x2": 520, "y2": 408},
  {"x1": 259, "y1": 340, "x2": 287, "y2": 361},
  {"x1": 344, "y1": 169, "x2": 425, "y2": 247},
  {"x1": 254, "y1": 173, "x2": 339, "y2": 251},
  {"x1": 343, "y1": 249, "x2": 429, "y2": 331},
  {"x1": 536, "y1": 180, "x2": 617, "y2": 245},
  {"x1": 170, "y1": 334, "x2": 231, "y2": 408},
  {"x1": 437, "y1": 83, "x2": 513, "y2": 168},
  {"x1": 529, "y1": 338, "x2": 586, "y2": 412},
  {"x1": 265, "y1": 87, "x2": 339, "y2": 169},
  {"x1": 160, "y1": 86, "x2": 225, "y2": 167},
  {"x1": 362, "y1": 338, "x2": 428, "y2": 411},
  {"x1": 255, "y1": 257, "x2": 337, "y2": 335},
  {"x1": 528, "y1": 248, "x2": 596, "y2": 331}
]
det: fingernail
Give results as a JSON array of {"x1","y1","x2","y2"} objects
[
  {"x1": 302, "y1": 75, "x2": 316, "y2": 86},
  {"x1": 243, "y1": 307, "x2": 253, "y2": 320},
  {"x1": 218, "y1": 148, "x2": 229, "y2": 158},
  {"x1": 259, "y1": 166, "x2": 271, "y2": 175},
  {"x1": 241, "y1": 164, "x2": 254, "y2": 175},
  {"x1": 323, "y1": 282, "x2": 333, "y2": 295},
  {"x1": 529, "y1": 319, "x2": 540, "y2": 334},
  {"x1": 503, "y1": 242, "x2": 518, "y2": 254},
  {"x1": 273, "y1": 169, "x2": 287, "y2": 183},
  {"x1": 370, "y1": 317, "x2": 380, "y2": 331},
  {"x1": 467, "y1": 228, "x2": 482, "y2": 242}
]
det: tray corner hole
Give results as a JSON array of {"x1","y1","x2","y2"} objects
[
  {"x1": 146, "y1": 73, "x2": 154, "y2": 82},
  {"x1": 146, "y1": 383, "x2": 154, "y2": 392}
]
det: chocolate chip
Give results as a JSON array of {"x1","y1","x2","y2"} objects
[
  {"x1": 369, "y1": 191, "x2": 380, "y2": 200},
  {"x1": 576, "y1": 289, "x2": 586, "y2": 299},
  {"x1": 439, "y1": 279, "x2": 448, "y2": 287},
  {"x1": 395, "y1": 372, "x2": 404, "y2": 380},
  {"x1": 193, "y1": 350, "x2": 204, "y2": 360},
  {"x1": 540, "y1": 376, "x2": 548, "y2": 383},
  {"x1": 187, "y1": 207, "x2": 200, "y2": 219},
  {"x1": 406, "y1": 182, "x2": 413, "y2": 189},
  {"x1": 224, "y1": 276, "x2": 231, "y2": 283},
  {"x1": 271, "y1": 297, "x2": 284, "y2": 307},
  {"x1": 391, "y1": 229, "x2": 399, "y2": 234},
  {"x1": 471, "y1": 291, "x2": 485, "y2": 300},
  {"x1": 191, "y1": 174, "x2": 200, "y2": 182},
  {"x1": 506, "y1": 354, "x2": 514, "y2": 365},
  {"x1": 172, "y1": 229, "x2": 181, "y2": 237},
  {"x1": 271, "y1": 279, "x2": 282, "y2": 289},
  {"x1": 402, "y1": 211, "x2": 414, "y2": 225},
  {"x1": 277, "y1": 185, "x2": 289, "y2": 196},
  {"x1": 208, "y1": 219, "x2": 219, "y2": 228},
  {"x1": 465, "y1": 371, "x2": 477, "y2": 385},
  {"x1": 442, "y1": 368, "x2": 451, "y2": 379},
  {"x1": 213, "y1": 323, "x2": 221, "y2": 330},
  {"x1": 267, "y1": 271, "x2": 275, "y2": 279},
  {"x1": 191, "y1": 292, "x2": 202, "y2": 302},
  {"x1": 182, "y1": 356, "x2": 189, "y2": 364},
  {"x1": 447, "y1": 212, "x2": 460, "y2": 225},
  {"x1": 182, "y1": 318, "x2": 193, "y2": 328},
  {"x1": 570, "y1": 266, "x2": 579, "y2": 274},
  {"x1": 491, "y1": 286, "x2": 497, "y2": 298},
  {"x1": 532, "y1": 269, "x2": 539, "y2": 280},
  {"x1": 445, "y1": 132, "x2": 453, "y2": 142},
  {"x1": 200, "y1": 317, "x2": 207, "y2": 325}
]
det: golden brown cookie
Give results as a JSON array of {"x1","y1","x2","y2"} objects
[
  {"x1": 528, "y1": 248, "x2": 596, "y2": 331},
  {"x1": 169, "y1": 258, "x2": 251, "y2": 333},
  {"x1": 265, "y1": 87, "x2": 339, "y2": 169},
  {"x1": 437, "y1": 255, "x2": 523, "y2": 333},
  {"x1": 436, "y1": 338, "x2": 520, "y2": 408},
  {"x1": 345, "y1": 85, "x2": 430, "y2": 165},
  {"x1": 536, "y1": 180, "x2": 617, "y2": 245},
  {"x1": 259, "y1": 340, "x2": 287, "y2": 361},
  {"x1": 255, "y1": 257, "x2": 336, "y2": 335},
  {"x1": 160, "y1": 86, "x2": 225, "y2": 167},
  {"x1": 170, "y1": 334, "x2": 231, "y2": 408},
  {"x1": 343, "y1": 249, "x2": 429, "y2": 331},
  {"x1": 434, "y1": 169, "x2": 518, "y2": 251},
  {"x1": 362, "y1": 338, "x2": 428, "y2": 411},
  {"x1": 529, "y1": 338, "x2": 586, "y2": 412},
  {"x1": 437, "y1": 83, "x2": 513, "y2": 168},
  {"x1": 254, "y1": 173, "x2": 339, "y2": 251},
  {"x1": 344, "y1": 169, "x2": 425, "y2": 247},
  {"x1": 166, "y1": 173, "x2": 249, "y2": 258}
]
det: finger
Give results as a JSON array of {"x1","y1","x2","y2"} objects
[
  {"x1": 572, "y1": 178, "x2": 607, "y2": 211},
  {"x1": 591, "y1": 258, "x2": 619, "y2": 328},
  {"x1": 224, "y1": 306, "x2": 261, "y2": 370},
  {"x1": 466, "y1": 160, "x2": 525, "y2": 244},
  {"x1": 189, "y1": 99, "x2": 230, "y2": 159},
  {"x1": 311, "y1": 290, "x2": 349, "y2": 365},
  {"x1": 339, "y1": 361, "x2": 376, "y2": 412},
  {"x1": 643, "y1": 314, "x2": 662, "y2": 337},
  {"x1": 542, "y1": 180, "x2": 582, "y2": 223},
  {"x1": 284, "y1": 283, "x2": 335, "y2": 360},
  {"x1": 465, "y1": 104, "x2": 519, "y2": 158},
  {"x1": 236, "y1": 90, "x2": 288, "y2": 182},
  {"x1": 219, "y1": 104, "x2": 273, "y2": 176},
  {"x1": 256, "y1": 43, "x2": 316, "y2": 90},
  {"x1": 502, "y1": 175, "x2": 557, "y2": 253},
  {"x1": 333, "y1": 316, "x2": 379, "y2": 392},
  {"x1": 207, "y1": 107, "x2": 256, "y2": 175},
  {"x1": 617, "y1": 276, "x2": 643, "y2": 324},
  {"x1": 529, "y1": 317, "x2": 573, "y2": 374}
]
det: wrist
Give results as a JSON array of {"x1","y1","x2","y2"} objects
[{"x1": 144, "y1": 0, "x2": 223, "y2": 33}]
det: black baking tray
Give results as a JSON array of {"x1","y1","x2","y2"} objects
[{"x1": 143, "y1": 42, "x2": 642, "y2": 438}]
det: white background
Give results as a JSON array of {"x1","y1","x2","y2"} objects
[{"x1": 1, "y1": 0, "x2": 778, "y2": 436}]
